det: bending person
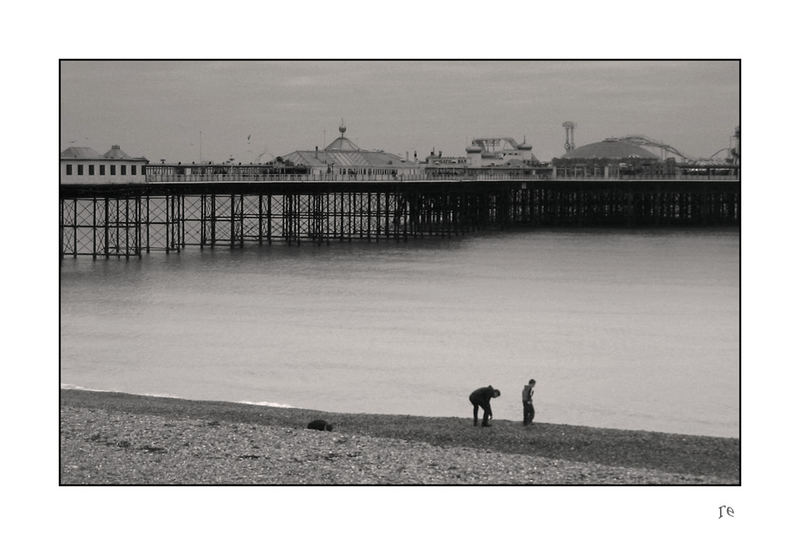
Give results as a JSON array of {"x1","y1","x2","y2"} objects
[{"x1": 469, "y1": 385, "x2": 501, "y2": 427}]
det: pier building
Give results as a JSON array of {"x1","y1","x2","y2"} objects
[
  {"x1": 281, "y1": 123, "x2": 424, "y2": 180},
  {"x1": 60, "y1": 145, "x2": 149, "y2": 185},
  {"x1": 563, "y1": 138, "x2": 658, "y2": 161},
  {"x1": 552, "y1": 138, "x2": 664, "y2": 178},
  {"x1": 424, "y1": 148, "x2": 467, "y2": 166},
  {"x1": 551, "y1": 137, "x2": 737, "y2": 179},
  {"x1": 466, "y1": 137, "x2": 538, "y2": 167}
]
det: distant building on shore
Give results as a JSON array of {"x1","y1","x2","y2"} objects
[
  {"x1": 60, "y1": 145, "x2": 149, "y2": 184},
  {"x1": 281, "y1": 123, "x2": 424, "y2": 179}
]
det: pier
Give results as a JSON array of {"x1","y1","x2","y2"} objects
[{"x1": 59, "y1": 177, "x2": 740, "y2": 259}]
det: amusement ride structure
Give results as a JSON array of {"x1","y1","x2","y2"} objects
[{"x1": 562, "y1": 122, "x2": 740, "y2": 165}]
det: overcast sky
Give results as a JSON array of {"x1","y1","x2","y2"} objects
[{"x1": 60, "y1": 60, "x2": 739, "y2": 164}]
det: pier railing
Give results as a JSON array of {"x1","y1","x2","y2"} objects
[{"x1": 142, "y1": 173, "x2": 740, "y2": 184}]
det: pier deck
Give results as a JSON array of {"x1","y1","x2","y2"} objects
[{"x1": 59, "y1": 178, "x2": 740, "y2": 258}]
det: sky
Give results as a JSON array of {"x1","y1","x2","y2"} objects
[{"x1": 60, "y1": 60, "x2": 739, "y2": 164}]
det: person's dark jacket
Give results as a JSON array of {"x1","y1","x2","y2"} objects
[{"x1": 470, "y1": 386, "x2": 496, "y2": 407}]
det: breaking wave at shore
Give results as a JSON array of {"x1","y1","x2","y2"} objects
[
  {"x1": 237, "y1": 400, "x2": 295, "y2": 408},
  {"x1": 61, "y1": 383, "x2": 294, "y2": 409}
]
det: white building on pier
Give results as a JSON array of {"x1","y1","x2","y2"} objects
[{"x1": 60, "y1": 145, "x2": 149, "y2": 184}]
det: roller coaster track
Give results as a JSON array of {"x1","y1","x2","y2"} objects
[{"x1": 710, "y1": 147, "x2": 732, "y2": 160}]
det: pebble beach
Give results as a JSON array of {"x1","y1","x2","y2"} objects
[{"x1": 60, "y1": 389, "x2": 740, "y2": 485}]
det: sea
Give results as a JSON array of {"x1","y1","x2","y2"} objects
[{"x1": 60, "y1": 228, "x2": 740, "y2": 438}]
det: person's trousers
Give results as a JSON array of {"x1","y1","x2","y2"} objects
[
  {"x1": 523, "y1": 401, "x2": 534, "y2": 425},
  {"x1": 471, "y1": 400, "x2": 491, "y2": 426}
]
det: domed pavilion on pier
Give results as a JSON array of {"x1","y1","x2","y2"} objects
[{"x1": 281, "y1": 122, "x2": 423, "y2": 179}]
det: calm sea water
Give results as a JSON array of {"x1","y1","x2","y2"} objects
[{"x1": 60, "y1": 228, "x2": 739, "y2": 437}]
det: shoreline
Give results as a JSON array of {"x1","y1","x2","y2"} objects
[
  {"x1": 60, "y1": 388, "x2": 740, "y2": 485},
  {"x1": 60, "y1": 385, "x2": 737, "y2": 439}
]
